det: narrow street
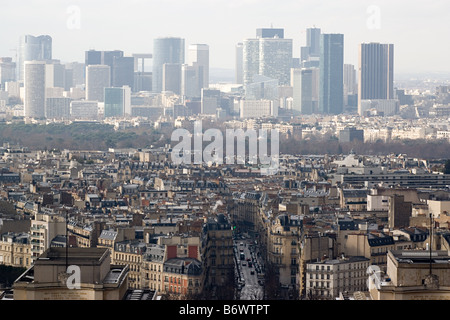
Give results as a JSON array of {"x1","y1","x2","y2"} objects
[{"x1": 234, "y1": 235, "x2": 265, "y2": 300}]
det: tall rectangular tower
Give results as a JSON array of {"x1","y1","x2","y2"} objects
[
  {"x1": 243, "y1": 38, "x2": 260, "y2": 86},
  {"x1": 162, "y1": 63, "x2": 182, "y2": 95},
  {"x1": 291, "y1": 67, "x2": 315, "y2": 115},
  {"x1": 104, "y1": 86, "x2": 131, "y2": 118},
  {"x1": 24, "y1": 61, "x2": 46, "y2": 118},
  {"x1": 259, "y1": 37, "x2": 293, "y2": 86},
  {"x1": 243, "y1": 28, "x2": 292, "y2": 87},
  {"x1": 319, "y1": 33, "x2": 344, "y2": 115},
  {"x1": 306, "y1": 27, "x2": 321, "y2": 57},
  {"x1": 18, "y1": 35, "x2": 52, "y2": 82},
  {"x1": 112, "y1": 56, "x2": 134, "y2": 88},
  {"x1": 86, "y1": 65, "x2": 111, "y2": 102},
  {"x1": 358, "y1": 43, "x2": 394, "y2": 115},
  {"x1": 152, "y1": 37, "x2": 185, "y2": 93},
  {"x1": 188, "y1": 44, "x2": 209, "y2": 89},
  {"x1": 235, "y1": 43, "x2": 244, "y2": 84}
]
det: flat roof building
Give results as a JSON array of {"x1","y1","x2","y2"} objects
[
  {"x1": 369, "y1": 250, "x2": 450, "y2": 300},
  {"x1": 13, "y1": 247, "x2": 129, "y2": 300}
]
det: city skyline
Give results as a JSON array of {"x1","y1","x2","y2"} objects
[{"x1": 0, "y1": 0, "x2": 449, "y2": 75}]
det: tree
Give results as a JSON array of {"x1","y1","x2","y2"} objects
[{"x1": 444, "y1": 159, "x2": 450, "y2": 174}]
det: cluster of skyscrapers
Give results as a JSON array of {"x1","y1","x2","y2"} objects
[
  {"x1": 0, "y1": 34, "x2": 213, "y2": 121},
  {"x1": 236, "y1": 27, "x2": 395, "y2": 117},
  {"x1": 0, "y1": 27, "x2": 397, "y2": 121}
]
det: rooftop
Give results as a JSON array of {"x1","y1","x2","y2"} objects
[
  {"x1": 123, "y1": 289, "x2": 158, "y2": 300},
  {"x1": 35, "y1": 247, "x2": 109, "y2": 265},
  {"x1": 390, "y1": 250, "x2": 450, "y2": 265}
]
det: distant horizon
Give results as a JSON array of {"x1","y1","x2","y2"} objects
[{"x1": 1, "y1": 1, "x2": 449, "y2": 75}]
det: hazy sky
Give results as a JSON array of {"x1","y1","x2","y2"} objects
[{"x1": 1, "y1": 0, "x2": 449, "y2": 75}]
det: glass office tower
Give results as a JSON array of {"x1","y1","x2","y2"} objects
[
  {"x1": 18, "y1": 35, "x2": 52, "y2": 81},
  {"x1": 152, "y1": 37, "x2": 185, "y2": 93},
  {"x1": 358, "y1": 42, "x2": 394, "y2": 115},
  {"x1": 319, "y1": 33, "x2": 344, "y2": 115}
]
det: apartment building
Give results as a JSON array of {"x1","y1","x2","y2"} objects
[
  {"x1": 306, "y1": 256, "x2": 370, "y2": 299},
  {"x1": 342, "y1": 231, "x2": 395, "y2": 270},
  {"x1": 30, "y1": 213, "x2": 66, "y2": 263},
  {"x1": 202, "y1": 213, "x2": 234, "y2": 296},
  {"x1": 162, "y1": 257, "x2": 203, "y2": 297},
  {"x1": 266, "y1": 214, "x2": 303, "y2": 289},
  {"x1": 112, "y1": 239, "x2": 146, "y2": 289},
  {"x1": 0, "y1": 232, "x2": 32, "y2": 268},
  {"x1": 141, "y1": 244, "x2": 165, "y2": 292}
]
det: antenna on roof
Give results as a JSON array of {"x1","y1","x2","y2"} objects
[
  {"x1": 429, "y1": 213, "x2": 433, "y2": 275},
  {"x1": 66, "y1": 210, "x2": 68, "y2": 270}
]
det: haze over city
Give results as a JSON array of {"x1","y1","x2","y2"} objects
[
  {"x1": 1, "y1": 0, "x2": 449, "y2": 74},
  {"x1": 2, "y1": 0, "x2": 450, "y2": 309}
]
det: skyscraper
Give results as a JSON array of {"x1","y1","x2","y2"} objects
[
  {"x1": 344, "y1": 64, "x2": 358, "y2": 112},
  {"x1": 188, "y1": 44, "x2": 209, "y2": 89},
  {"x1": 24, "y1": 61, "x2": 46, "y2": 118},
  {"x1": 291, "y1": 68, "x2": 315, "y2": 115},
  {"x1": 86, "y1": 65, "x2": 111, "y2": 102},
  {"x1": 112, "y1": 56, "x2": 134, "y2": 88},
  {"x1": 152, "y1": 37, "x2": 185, "y2": 93},
  {"x1": 85, "y1": 50, "x2": 102, "y2": 65},
  {"x1": 243, "y1": 38, "x2": 260, "y2": 86},
  {"x1": 358, "y1": 43, "x2": 394, "y2": 115},
  {"x1": 256, "y1": 28, "x2": 284, "y2": 39},
  {"x1": 18, "y1": 35, "x2": 52, "y2": 82},
  {"x1": 162, "y1": 63, "x2": 182, "y2": 94},
  {"x1": 104, "y1": 86, "x2": 131, "y2": 118},
  {"x1": 181, "y1": 63, "x2": 203, "y2": 99},
  {"x1": 133, "y1": 54, "x2": 152, "y2": 92},
  {"x1": 0, "y1": 58, "x2": 16, "y2": 89},
  {"x1": 85, "y1": 50, "x2": 125, "y2": 86},
  {"x1": 235, "y1": 43, "x2": 244, "y2": 85},
  {"x1": 201, "y1": 88, "x2": 221, "y2": 115},
  {"x1": 259, "y1": 37, "x2": 293, "y2": 86},
  {"x1": 45, "y1": 60, "x2": 66, "y2": 89},
  {"x1": 319, "y1": 33, "x2": 344, "y2": 115},
  {"x1": 301, "y1": 28, "x2": 321, "y2": 67},
  {"x1": 243, "y1": 28, "x2": 292, "y2": 87},
  {"x1": 306, "y1": 27, "x2": 321, "y2": 57}
]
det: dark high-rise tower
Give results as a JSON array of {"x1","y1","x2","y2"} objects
[
  {"x1": 152, "y1": 37, "x2": 185, "y2": 93},
  {"x1": 306, "y1": 27, "x2": 321, "y2": 57},
  {"x1": 85, "y1": 50, "x2": 125, "y2": 86},
  {"x1": 112, "y1": 56, "x2": 134, "y2": 88},
  {"x1": 319, "y1": 33, "x2": 344, "y2": 115},
  {"x1": 358, "y1": 43, "x2": 394, "y2": 115},
  {"x1": 256, "y1": 28, "x2": 284, "y2": 39},
  {"x1": 301, "y1": 27, "x2": 321, "y2": 66},
  {"x1": 85, "y1": 50, "x2": 102, "y2": 65}
]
